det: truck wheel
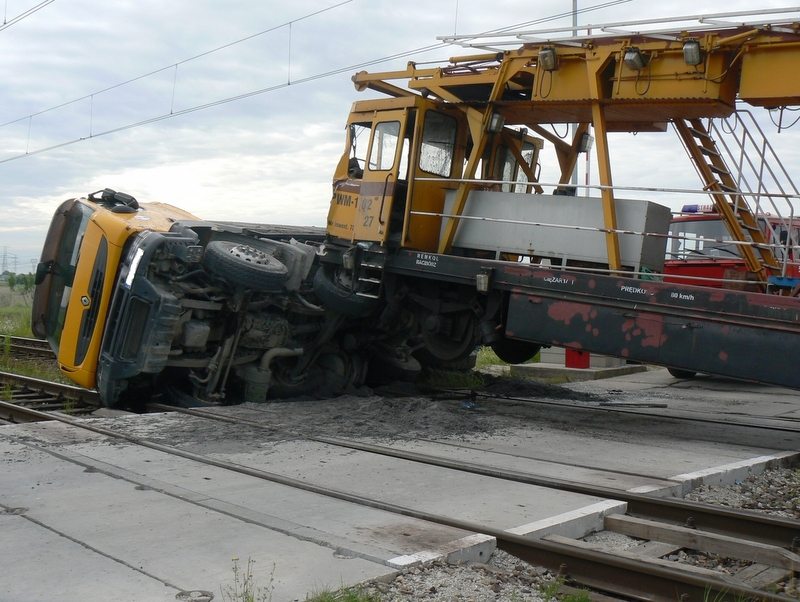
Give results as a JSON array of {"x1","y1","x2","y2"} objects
[
  {"x1": 667, "y1": 367, "x2": 697, "y2": 379},
  {"x1": 203, "y1": 241, "x2": 288, "y2": 292},
  {"x1": 490, "y1": 338, "x2": 541, "y2": 365},
  {"x1": 367, "y1": 350, "x2": 421, "y2": 385},
  {"x1": 267, "y1": 365, "x2": 325, "y2": 399}
]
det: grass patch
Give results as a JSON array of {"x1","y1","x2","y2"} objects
[
  {"x1": 539, "y1": 576, "x2": 593, "y2": 602},
  {"x1": 0, "y1": 356, "x2": 69, "y2": 383},
  {"x1": 422, "y1": 368, "x2": 486, "y2": 389},
  {"x1": 220, "y1": 557, "x2": 275, "y2": 602},
  {"x1": 219, "y1": 560, "x2": 380, "y2": 602},
  {"x1": 305, "y1": 586, "x2": 382, "y2": 602},
  {"x1": 476, "y1": 346, "x2": 504, "y2": 367},
  {"x1": 475, "y1": 346, "x2": 541, "y2": 368},
  {"x1": 0, "y1": 306, "x2": 34, "y2": 338},
  {"x1": 0, "y1": 303, "x2": 69, "y2": 383},
  {"x1": 540, "y1": 576, "x2": 565, "y2": 601}
]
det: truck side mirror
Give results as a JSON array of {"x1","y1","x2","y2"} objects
[{"x1": 35, "y1": 260, "x2": 53, "y2": 285}]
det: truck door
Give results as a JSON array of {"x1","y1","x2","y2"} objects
[{"x1": 354, "y1": 109, "x2": 410, "y2": 243}]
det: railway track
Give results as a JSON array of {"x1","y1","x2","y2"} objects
[
  {"x1": 0, "y1": 371, "x2": 100, "y2": 423},
  {"x1": 475, "y1": 389, "x2": 800, "y2": 435},
  {"x1": 147, "y1": 402, "x2": 799, "y2": 544},
  {"x1": 6, "y1": 395, "x2": 796, "y2": 601},
  {"x1": 3, "y1": 332, "x2": 797, "y2": 440},
  {"x1": 1, "y1": 335, "x2": 57, "y2": 361}
]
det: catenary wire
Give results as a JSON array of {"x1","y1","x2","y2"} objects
[
  {"x1": 0, "y1": 0, "x2": 54, "y2": 33},
  {"x1": 0, "y1": 0, "x2": 638, "y2": 164},
  {"x1": 0, "y1": 0, "x2": 353, "y2": 129},
  {"x1": 0, "y1": 41, "x2": 447, "y2": 164}
]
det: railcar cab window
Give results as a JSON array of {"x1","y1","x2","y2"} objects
[
  {"x1": 368, "y1": 121, "x2": 401, "y2": 171},
  {"x1": 44, "y1": 201, "x2": 95, "y2": 350},
  {"x1": 494, "y1": 145, "x2": 517, "y2": 192},
  {"x1": 419, "y1": 111, "x2": 457, "y2": 177},
  {"x1": 348, "y1": 123, "x2": 370, "y2": 179}
]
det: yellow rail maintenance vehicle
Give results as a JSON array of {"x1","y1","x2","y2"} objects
[{"x1": 32, "y1": 10, "x2": 800, "y2": 407}]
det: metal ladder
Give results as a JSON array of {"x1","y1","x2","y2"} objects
[
  {"x1": 354, "y1": 244, "x2": 387, "y2": 299},
  {"x1": 674, "y1": 117, "x2": 782, "y2": 285},
  {"x1": 708, "y1": 110, "x2": 800, "y2": 280}
]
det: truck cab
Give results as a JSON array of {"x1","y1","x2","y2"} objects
[
  {"x1": 663, "y1": 205, "x2": 800, "y2": 290},
  {"x1": 31, "y1": 191, "x2": 201, "y2": 392},
  {"x1": 33, "y1": 189, "x2": 329, "y2": 408}
]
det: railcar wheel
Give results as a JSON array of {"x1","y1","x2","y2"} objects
[
  {"x1": 203, "y1": 240, "x2": 288, "y2": 292},
  {"x1": 416, "y1": 310, "x2": 478, "y2": 366},
  {"x1": 667, "y1": 367, "x2": 697, "y2": 379},
  {"x1": 490, "y1": 338, "x2": 541, "y2": 365}
]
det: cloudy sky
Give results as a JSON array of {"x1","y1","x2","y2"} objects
[{"x1": 1, "y1": 0, "x2": 799, "y2": 273}]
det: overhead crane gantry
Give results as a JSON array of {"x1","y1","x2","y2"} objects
[{"x1": 351, "y1": 8, "x2": 800, "y2": 283}]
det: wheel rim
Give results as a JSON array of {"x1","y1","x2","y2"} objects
[{"x1": 229, "y1": 244, "x2": 270, "y2": 265}]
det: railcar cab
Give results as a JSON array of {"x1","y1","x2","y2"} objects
[
  {"x1": 320, "y1": 95, "x2": 547, "y2": 369},
  {"x1": 327, "y1": 96, "x2": 465, "y2": 252},
  {"x1": 326, "y1": 96, "x2": 544, "y2": 254}
]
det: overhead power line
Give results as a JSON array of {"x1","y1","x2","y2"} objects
[
  {"x1": 0, "y1": 0, "x2": 635, "y2": 165},
  {"x1": 0, "y1": 0, "x2": 353, "y2": 129},
  {"x1": 1, "y1": 0, "x2": 54, "y2": 33},
  {"x1": 0, "y1": 41, "x2": 447, "y2": 165},
  {"x1": 476, "y1": 0, "x2": 633, "y2": 36}
]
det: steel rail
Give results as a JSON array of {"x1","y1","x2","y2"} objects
[
  {"x1": 471, "y1": 391, "x2": 800, "y2": 435},
  {"x1": 0, "y1": 335, "x2": 53, "y2": 349},
  {"x1": 409, "y1": 208, "x2": 799, "y2": 256},
  {"x1": 7, "y1": 401, "x2": 796, "y2": 602},
  {"x1": 0, "y1": 399, "x2": 53, "y2": 423},
  {"x1": 413, "y1": 175, "x2": 800, "y2": 202},
  {"x1": 0, "y1": 334, "x2": 56, "y2": 360},
  {"x1": 0, "y1": 335, "x2": 57, "y2": 361},
  {"x1": 7, "y1": 344, "x2": 57, "y2": 360},
  {"x1": 0, "y1": 371, "x2": 100, "y2": 405},
  {"x1": 439, "y1": 7, "x2": 800, "y2": 47},
  {"x1": 148, "y1": 403, "x2": 800, "y2": 550}
]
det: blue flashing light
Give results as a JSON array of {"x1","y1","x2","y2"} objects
[{"x1": 680, "y1": 204, "x2": 715, "y2": 214}]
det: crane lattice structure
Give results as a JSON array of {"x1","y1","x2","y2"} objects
[{"x1": 352, "y1": 8, "x2": 800, "y2": 286}]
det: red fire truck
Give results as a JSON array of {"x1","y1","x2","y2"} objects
[{"x1": 664, "y1": 205, "x2": 800, "y2": 291}]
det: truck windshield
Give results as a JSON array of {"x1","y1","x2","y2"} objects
[{"x1": 43, "y1": 201, "x2": 95, "y2": 352}]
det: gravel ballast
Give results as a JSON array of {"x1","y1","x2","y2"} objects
[{"x1": 359, "y1": 466, "x2": 800, "y2": 601}]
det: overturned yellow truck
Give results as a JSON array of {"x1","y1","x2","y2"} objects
[{"x1": 32, "y1": 12, "x2": 800, "y2": 407}]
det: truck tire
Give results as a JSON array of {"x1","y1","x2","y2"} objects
[
  {"x1": 203, "y1": 240, "x2": 288, "y2": 292},
  {"x1": 267, "y1": 365, "x2": 325, "y2": 399},
  {"x1": 367, "y1": 350, "x2": 421, "y2": 385},
  {"x1": 490, "y1": 338, "x2": 541, "y2": 365}
]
